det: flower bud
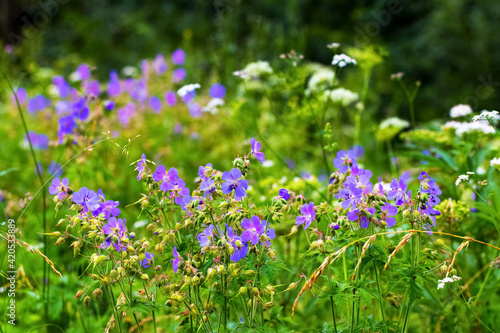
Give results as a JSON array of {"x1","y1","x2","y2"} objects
[
  {"x1": 54, "y1": 237, "x2": 65, "y2": 245},
  {"x1": 251, "y1": 287, "x2": 259, "y2": 296},
  {"x1": 413, "y1": 210, "x2": 421, "y2": 218},
  {"x1": 110, "y1": 270, "x2": 118, "y2": 280},
  {"x1": 74, "y1": 290, "x2": 84, "y2": 299},
  {"x1": 402, "y1": 209, "x2": 410, "y2": 219},
  {"x1": 141, "y1": 274, "x2": 149, "y2": 280},
  {"x1": 84, "y1": 296, "x2": 91, "y2": 306},
  {"x1": 227, "y1": 245, "x2": 235, "y2": 255},
  {"x1": 93, "y1": 288, "x2": 102, "y2": 298},
  {"x1": 264, "y1": 301, "x2": 275, "y2": 309},
  {"x1": 267, "y1": 249, "x2": 277, "y2": 260}
]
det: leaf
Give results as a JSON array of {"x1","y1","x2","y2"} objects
[{"x1": 261, "y1": 261, "x2": 290, "y2": 282}]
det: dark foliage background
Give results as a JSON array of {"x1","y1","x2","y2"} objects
[{"x1": 1, "y1": 0, "x2": 499, "y2": 121}]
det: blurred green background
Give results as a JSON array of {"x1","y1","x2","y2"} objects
[{"x1": 1, "y1": 0, "x2": 499, "y2": 121}]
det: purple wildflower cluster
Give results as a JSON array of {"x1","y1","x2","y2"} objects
[{"x1": 324, "y1": 149, "x2": 441, "y2": 232}]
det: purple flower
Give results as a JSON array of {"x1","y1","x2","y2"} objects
[
  {"x1": 230, "y1": 240, "x2": 248, "y2": 262},
  {"x1": 381, "y1": 202, "x2": 398, "y2": 227},
  {"x1": 250, "y1": 138, "x2": 265, "y2": 164},
  {"x1": 188, "y1": 102, "x2": 202, "y2": 117},
  {"x1": 56, "y1": 101, "x2": 71, "y2": 114},
  {"x1": 172, "y1": 49, "x2": 185, "y2": 65},
  {"x1": 336, "y1": 184, "x2": 363, "y2": 210},
  {"x1": 76, "y1": 64, "x2": 90, "y2": 80},
  {"x1": 344, "y1": 167, "x2": 373, "y2": 195},
  {"x1": 26, "y1": 131, "x2": 49, "y2": 150},
  {"x1": 117, "y1": 102, "x2": 135, "y2": 126},
  {"x1": 97, "y1": 200, "x2": 121, "y2": 219},
  {"x1": 198, "y1": 163, "x2": 215, "y2": 192},
  {"x1": 72, "y1": 187, "x2": 100, "y2": 213},
  {"x1": 104, "y1": 100, "x2": 115, "y2": 111},
  {"x1": 165, "y1": 91, "x2": 177, "y2": 106},
  {"x1": 11, "y1": 87, "x2": 27, "y2": 105},
  {"x1": 296, "y1": 202, "x2": 316, "y2": 229},
  {"x1": 72, "y1": 97, "x2": 90, "y2": 121},
  {"x1": 209, "y1": 83, "x2": 226, "y2": 99},
  {"x1": 107, "y1": 70, "x2": 121, "y2": 97},
  {"x1": 149, "y1": 96, "x2": 162, "y2": 113},
  {"x1": 52, "y1": 76, "x2": 71, "y2": 98},
  {"x1": 152, "y1": 165, "x2": 179, "y2": 191},
  {"x1": 350, "y1": 145, "x2": 364, "y2": 158},
  {"x1": 241, "y1": 216, "x2": 266, "y2": 245},
  {"x1": 172, "y1": 68, "x2": 186, "y2": 82},
  {"x1": 279, "y1": 188, "x2": 291, "y2": 200},
  {"x1": 387, "y1": 172, "x2": 410, "y2": 205},
  {"x1": 49, "y1": 177, "x2": 69, "y2": 201},
  {"x1": 58, "y1": 115, "x2": 76, "y2": 135},
  {"x1": 347, "y1": 207, "x2": 375, "y2": 228},
  {"x1": 27, "y1": 95, "x2": 48, "y2": 113},
  {"x1": 136, "y1": 154, "x2": 147, "y2": 180},
  {"x1": 171, "y1": 247, "x2": 181, "y2": 272},
  {"x1": 152, "y1": 53, "x2": 167, "y2": 75},
  {"x1": 170, "y1": 179, "x2": 190, "y2": 199},
  {"x1": 333, "y1": 149, "x2": 357, "y2": 174},
  {"x1": 48, "y1": 162, "x2": 63, "y2": 177},
  {"x1": 102, "y1": 217, "x2": 127, "y2": 251},
  {"x1": 174, "y1": 123, "x2": 182, "y2": 133},
  {"x1": 197, "y1": 225, "x2": 215, "y2": 247},
  {"x1": 141, "y1": 251, "x2": 154, "y2": 268},
  {"x1": 221, "y1": 169, "x2": 249, "y2": 200}
]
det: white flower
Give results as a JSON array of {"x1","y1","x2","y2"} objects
[
  {"x1": 379, "y1": 117, "x2": 410, "y2": 131},
  {"x1": 307, "y1": 68, "x2": 335, "y2": 93},
  {"x1": 326, "y1": 42, "x2": 340, "y2": 49},
  {"x1": 262, "y1": 160, "x2": 274, "y2": 167},
  {"x1": 444, "y1": 121, "x2": 495, "y2": 136},
  {"x1": 203, "y1": 98, "x2": 224, "y2": 114},
  {"x1": 472, "y1": 110, "x2": 499, "y2": 121},
  {"x1": 455, "y1": 173, "x2": 473, "y2": 186},
  {"x1": 437, "y1": 275, "x2": 461, "y2": 289},
  {"x1": 234, "y1": 61, "x2": 273, "y2": 80},
  {"x1": 122, "y1": 66, "x2": 138, "y2": 77},
  {"x1": 490, "y1": 157, "x2": 500, "y2": 167},
  {"x1": 477, "y1": 166, "x2": 486, "y2": 175},
  {"x1": 325, "y1": 88, "x2": 359, "y2": 106},
  {"x1": 177, "y1": 84, "x2": 201, "y2": 97},
  {"x1": 450, "y1": 104, "x2": 472, "y2": 118},
  {"x1": 331, "y1": 54, "x2": 357, "y2": 67}
]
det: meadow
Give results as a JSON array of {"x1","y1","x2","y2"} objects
[{"x1": 1, "y1": 42, "x2": 500, "y2": 333}]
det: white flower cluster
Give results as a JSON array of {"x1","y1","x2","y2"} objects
[
  {"x1": 437, "y1": 275, "x2": 461, "y2": 289},
  {"x1": 202, "y1": 98, "x2": 224, "y2": 114},
  {"x1": 177, "y1": 83, "x2": 201, "y2": 97},
  {"x1": 307, "y1": 68, "x2": 335, "y2": 93},
  {"x1": 490, "y1": 157, "x2": 500, "y2": 168},
  {"x1": 443, "y1": 120, "x2": 495, "y2": 136},
  {"x1": 472, "y1": 110, "x2": 500, "y2": 121},
  {"x1": 233, "y1": 61, "x2": 273, "y2": 79},
  {"x1": 331, "y1": 54, "x2": 357, "y2": 67},
  {"x1": 324, "y1": 88, "x2": 359, "y2": 106},
  {"x1": 379, "y1": 117, "x2": 410, "y2": 131},
  {"x1": 455, "y1": 172, "x2": 474, "y2": 186},
  {"x1": 450, "y1": 104, "x2": 472, "y2": 118}
]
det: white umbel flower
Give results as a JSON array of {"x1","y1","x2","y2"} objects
[
  {"x1": 490, "y1": 157, "x2": 500, "y2": 168},
  {"x1": 331, "y1": 54, "x2": 357, "y2": 67},
  {"x1": 177, "y1": 84, "x2": 201, "y2": 97},
  {"x1": 203, "y1": 98, "x2": 224, "y2": 114},
  {"x1": 472, "y1": 110, "x2": 499, "y2": 121},
  {"x1": 450, "y1": 104, "x2": 472, "y2": 118},
  {"x1": 325, "y1": 88, "x2": 359, "y2": 106},
  {"x1": 455, "y1": 173, "x2": 474, "y2": 186},
  {"x1": 437, "y1": 275, "x2": 461, "y2": 289}
]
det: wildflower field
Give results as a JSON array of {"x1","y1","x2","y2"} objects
[{"x1": 1, "y1": 2, "x2": 500, "y2": 332}]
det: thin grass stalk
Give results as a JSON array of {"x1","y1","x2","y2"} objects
[{"x1": 1, "y1": 70, "x2": 50, "y2": 319}]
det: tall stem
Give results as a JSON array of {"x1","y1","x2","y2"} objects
[
  {"x1": 374, "y1": 262, "x2": 388, "y2": 333},
  {"x1": 1, "y1": 71, "x2": 49, "y2": 321}
]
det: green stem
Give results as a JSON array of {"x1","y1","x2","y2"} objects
[
  {"x1": 1, "y1": 70, "x2": 49, "y2": 321},
  {"x1": 354, "y1": 111, "x2": 361, "y2": 146},
  {"x1": 374, "y1": 262, "x2": 388, "y2": 333}
]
